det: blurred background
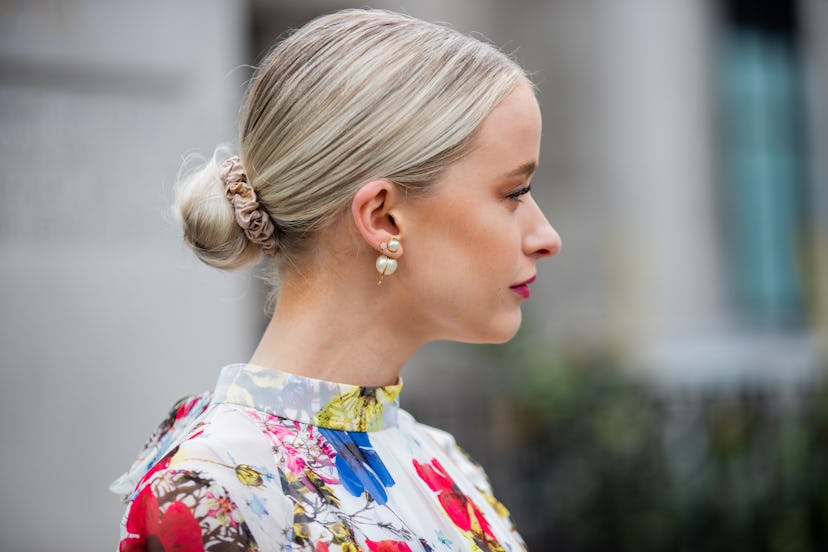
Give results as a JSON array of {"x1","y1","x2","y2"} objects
[{"x1": 1, "y1": 0, "x2": 827, "y2": 550}]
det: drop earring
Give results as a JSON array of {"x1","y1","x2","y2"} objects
[{"x1": 376, "y1": 237, "x2": 401, "y2": 285}]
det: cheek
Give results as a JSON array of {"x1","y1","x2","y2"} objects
[
  {"x1": 405, "y1": 200, "x2": 520, "y2": 286},
  {"x1": 414, "y1": 228, "x2": 516, "y2": 304},
  {"x1": 402, "y1": 226, "x2": 524, "y2": 342},
  {"x1": 431, "y1": 213, "x2": 520, "y2": 283}
]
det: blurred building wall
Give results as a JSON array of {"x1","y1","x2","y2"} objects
[{"x1": 0, "y1": 1, "x2": 257, "y2": 550}]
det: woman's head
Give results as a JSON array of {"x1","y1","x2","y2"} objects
[{"x1": 175, "y1": 8, "x2": 529, "y2": 271}]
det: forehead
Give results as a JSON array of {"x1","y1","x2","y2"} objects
[
  {"x1": 443, "y1": 83, "x2": 542, "y2": 182},
  {"x1": 478, "y1": 83, "x2": 541, "y2": 147}
]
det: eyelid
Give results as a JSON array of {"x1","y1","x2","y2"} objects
[{"x1": 507, "y1": 184, "x2": 532, "y2": 200}]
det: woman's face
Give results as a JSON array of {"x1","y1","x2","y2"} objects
[{"x1": 399, "y1": 82, "x2": 561, "y2": 343}]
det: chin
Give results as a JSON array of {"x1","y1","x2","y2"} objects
[
  {"x1": 489, "y1": 324, "x2": 521, "y2": 344},
  {"x1": 456, "y1": 312, "x2": 522, "y2": 345}
]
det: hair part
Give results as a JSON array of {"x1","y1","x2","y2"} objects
[{"x1": 175, "y1": 8, "x2": 529, "y2": 273}]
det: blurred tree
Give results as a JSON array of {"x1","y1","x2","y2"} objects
[{"x1": 484, "y1": 333, "x2": 828, "y2": 551}]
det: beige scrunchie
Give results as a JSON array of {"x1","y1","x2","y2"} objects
[{"x1": 220, "y1": 156, "x2": 277, "y2": 256}]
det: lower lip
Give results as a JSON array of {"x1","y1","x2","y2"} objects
[{"x1": 510, "y1": 284, "x2": 531, "y2": 299}]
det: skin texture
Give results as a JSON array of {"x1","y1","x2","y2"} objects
[{"x1": 251, "y1": 82, "x2": 561, "y2": 386}]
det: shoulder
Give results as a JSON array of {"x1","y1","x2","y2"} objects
[
  {"x1": 399, "y1": 410, "x2": 517, "y2": 525},
  {"x1": 118, "y1": 465, "x2": 262, "y2": 551},
  {"x1": 399, "y1": 410, "x2": 495, "y2": 495},
  {"x1": 117, "y1": 414, "x2": 296, "y2": 551},
  {"x1": 111, "y1": 392, "x2": 213, "y2": 496}
]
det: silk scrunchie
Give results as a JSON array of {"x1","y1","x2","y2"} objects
[{"x1": 220, "y1": 156, "x2": 277, "y2": 256}]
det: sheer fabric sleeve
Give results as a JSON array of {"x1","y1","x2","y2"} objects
[
  {"x1": 117, "y1": 467, "x2": 258, "y2": 551},
  {"x1": 417, "y1": 422, "x2": 521, "y2": 529},
  {"x1": 110, "y1": 393, "x2": 212, "y2": 497}
]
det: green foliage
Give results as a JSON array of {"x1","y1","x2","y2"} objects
[{"x1": 491, "y1": 338, "x2": 828, "y2": 551}]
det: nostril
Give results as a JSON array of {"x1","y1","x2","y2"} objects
[
  {"x1": 542, "y1": 235, "x2": 562, "y2": 258},
  {"x1": 551, "y1": 231, "x2": 562, "y2": 255},
  {"x1": 528, "y1": 220, "x2": 561, "y2": 258}
]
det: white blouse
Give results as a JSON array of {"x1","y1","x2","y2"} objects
[{"x1": 112, "y1": 363, "x2": 526, "y2": 552}]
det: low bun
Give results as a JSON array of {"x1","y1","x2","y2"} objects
[{"x1": 173, "y1": 149, "x2": 268, "y2": 270}]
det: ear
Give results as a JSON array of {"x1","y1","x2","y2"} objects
[{"x1": 351, "y1": 179, "x2": 404, "y2": 258}]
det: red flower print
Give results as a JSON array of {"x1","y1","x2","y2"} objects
[
  {"x1": 413, "y1": 458, "x2": 504, "y2": 552},
  {"x1": 365, "y1": 540, "x2": 413, "y2": 552},
  {"x1": 119, "y1": 485, "x2": 203, "y2": 552},
  {"x1": 315, "y1": 542, "x2": 330, "y2": 552},
  {"x1": 186, "y1": 426, "x2": 206, "y2": 442},
  {"x1": 135, "y1": 447, "x2": 178, "y2": 491},
  {"x1": 176, "y1": 396, "x2": 202, "y2": 420}
]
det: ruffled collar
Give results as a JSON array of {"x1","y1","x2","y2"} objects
[{"x1": 213, "y1": 364, "x2": 402, "y2": 432}]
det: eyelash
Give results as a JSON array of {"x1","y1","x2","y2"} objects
[{"x1": 507, "y1": 185, "x2": 532, "y2": 201}]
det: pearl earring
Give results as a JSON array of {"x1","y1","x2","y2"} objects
[{"x1": 376, "y1": 237, "x2": 401, "y2": 285}]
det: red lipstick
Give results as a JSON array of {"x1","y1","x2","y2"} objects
[{"x1": 510, "y1": 275, "x2": 536, "y2": 299}]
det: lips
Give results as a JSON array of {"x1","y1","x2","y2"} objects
[{"x1": 510, "y1": 275, "x2": 536, "y2": 299}]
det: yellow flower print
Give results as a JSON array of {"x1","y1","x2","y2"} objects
[
  {"x1": 245, "y1": 365, "x2": 290, "y2": 389},
  {"x1": 226, "y1": 384, "x2": 256, "y2": 408},
  {"x1": 330, "y1": 522, "x2": 350, "y2": 540},
  {"x1": 312, "y1": 386, "x2": 400, "y2": 432},
  {"x1": 479, "y1": 489, "x2": 511, "y2": 519},
  {"x1": 235, "y1": 464, "x2": 264, "y2": 487},
  {"x1": 306, "y1": 469, "x2": 341, "y2": 507},
  {"x1": 293, "y1": 521, "x2": 311, "y2": 540}
]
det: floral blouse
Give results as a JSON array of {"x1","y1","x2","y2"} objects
[{"x1": 111, "y1": 364, "x2": 526, "y2": 552}]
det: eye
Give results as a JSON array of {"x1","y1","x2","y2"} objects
[{"x1": 506, "y1": 184, "x2": 532, "y2": 202}]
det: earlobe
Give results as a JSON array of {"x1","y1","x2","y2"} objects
[{"x1": 352, "y1": 180, "x2": 406, "y2": 285}]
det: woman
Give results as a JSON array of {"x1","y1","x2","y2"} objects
[{"x1": 112, "y1": 8, "x2": 560, "y2": 552}]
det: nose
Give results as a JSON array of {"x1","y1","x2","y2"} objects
[{"x1": 523, "y1": 196, "x2": 561, "y2": 258}]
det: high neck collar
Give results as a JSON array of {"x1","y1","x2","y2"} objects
[{"x1": 213, "y1": 364, "x2": 403, "y2": 432}]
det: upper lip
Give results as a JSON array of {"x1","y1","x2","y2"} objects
[{"x1": 511, "y1": 274, "x2": 536, "y2": 287}]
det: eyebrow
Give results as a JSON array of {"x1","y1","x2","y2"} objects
[{"x1": 504, "y1": 161, "x2": 537, "y2": 179}]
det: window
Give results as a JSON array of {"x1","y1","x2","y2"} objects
[{"x1": 717, "y1": 0, "x2": 809, "y2": 331}]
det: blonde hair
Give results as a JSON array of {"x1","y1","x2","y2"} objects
[{"x1": 175, "y1": 9, "x2": 528, "y2": 271}]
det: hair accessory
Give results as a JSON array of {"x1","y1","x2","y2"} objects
[
  {"x1": 376, "y1": 236, "x2": 401, "y2": 286},
  {"x1": 220, "y1": 156, "x2": 277, "y2": 256}
]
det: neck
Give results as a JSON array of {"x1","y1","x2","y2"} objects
[{"x1": 249, "y1": 262, "x2": 422, "y2": 387}]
